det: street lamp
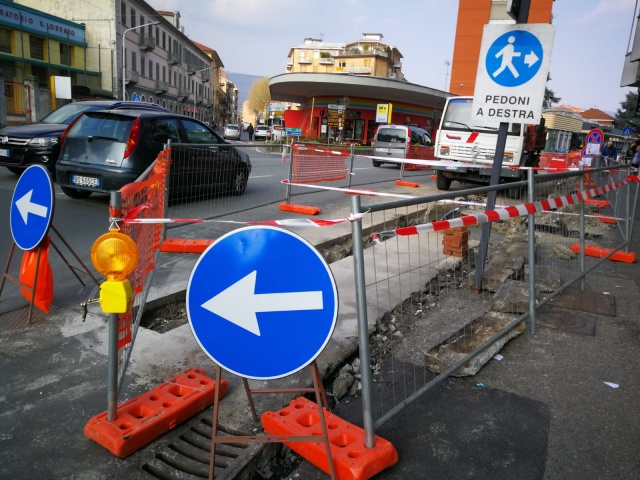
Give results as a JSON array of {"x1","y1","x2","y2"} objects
[
  {"x1": 193, "y1": 65, "x2": 216, "y2": 119},
  {"x1": 122, "y1": 21, "x2": 159, "y2": 101},
  {"x1": 444, "y1": 60, "x2": 450, "y2": 91}
]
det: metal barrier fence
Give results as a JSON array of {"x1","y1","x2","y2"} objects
[{"x1": 348, "y1": 160, "x2": 638, "y2": 445}]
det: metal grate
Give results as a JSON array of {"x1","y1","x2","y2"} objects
[{"x1": 141, "y1": 415, "x2": 266, "y2": 480}]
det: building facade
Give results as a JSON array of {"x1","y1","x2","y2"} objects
[
  {"x1": 286, "y1": 33, "x2": 404, "y2": 81},
  {"x1": 15, "y1": 0, "x2": 216, "y2": 121},
  {"x1": 450, "y1": 0, "x2": 554, "y2": 96},
  {"x1": 0, "y1": 0, "x2": 103, "y2": 119}
]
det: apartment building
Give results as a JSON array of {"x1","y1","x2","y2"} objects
[
  {"x1": 15, "y1": 0, "x2": 216, "y2": 121},
  {"x1": 286, "y1": 33, "x2": 404, "y2": 81}
]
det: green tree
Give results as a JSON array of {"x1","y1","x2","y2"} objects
[
  {"x1": 542, "y1": 74, "x2": 561, "y2": 108},
  {"x1": 614, "y1": 91, "x2": 640, "y2": 131},
  {"x1": 543, "y1": 87, "x2": 561, "y2": 109},
  {"x1": 248, "y1": 77, "x2": 271, "y2": 122}
]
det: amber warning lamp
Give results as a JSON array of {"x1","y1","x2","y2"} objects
[{"x1": 90, "y1": 228, "x2": 139, "y2": 313}]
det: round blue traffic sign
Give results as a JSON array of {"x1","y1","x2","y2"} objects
[
  {"x1": 187, "y1": 226, "x2": 338, "y2": 380},
  {"x1": 485, "y1": 30, "x2": 544, "y2": 87},
  {"x1": 10, "y1": 165, "x2": 54, "y2": 251}
]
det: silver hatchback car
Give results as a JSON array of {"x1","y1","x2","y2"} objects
[{"x1": 223, "y1": 124, "x2": 241, "y2": 140}]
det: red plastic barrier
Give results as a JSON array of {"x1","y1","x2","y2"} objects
[
  {"x1": 594, "y1": 213, "x2": 617, "y2": 225},
  {"x1": 569, "y1": 243, "x2": 636, "y2": 263},
  {"x1": 85, "y1": 368, "x2": 228, "y2": 458},
  {"x1": 262, "y1": 396, "x2": 398, "y2": 480},
  {"x1": 279, "y1": 203, "x2": 321, "y2": 215}
]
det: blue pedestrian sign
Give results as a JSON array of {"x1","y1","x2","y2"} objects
[
  {"x1": 485, "y1": 30, "x2": 543, "y2": 87},
  {"x1": 622, "y1": 127, "x2": 633, "y2": 137},
  {"x1": 10, "y1": 165, "x2": 54, "y2": 251},
  {"x1": 186, "y1": 226, "x2": 338, "y2": 380},
  {"x1": 472, "y1": 24, "x2": 555, "y2": 127},
  {"x1": 132, "y1": 94, "x2": 141, "y2": 102}
]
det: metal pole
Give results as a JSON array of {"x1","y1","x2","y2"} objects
[
  {"x1": 475, "y1": 121, "x2": 509, "y2": 289},
  {"x1": 107, "y1": 313, "x2": 119, "y2": 421},
  {"x1": 527, "y1": 168, "x2": 537, "y2": 334},
  {"x1": 350, "y1": 195, "x2": 375, "y2": 448},
  {"x1": 579, "y1": 164, "x2": 586, "y2": 291},
  {"x1": 348, "y1": 143, "x2": 355, "y2": 189}
]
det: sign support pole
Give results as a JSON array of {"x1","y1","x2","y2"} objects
[{"x1": 474, "y1": 121, "x2": 509, "y2": 290}]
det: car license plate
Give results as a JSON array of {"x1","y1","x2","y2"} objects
[
  {"x1": 71, "y1": 175, "x2": 100, "y2": 188},
  {"x1": 0, "y1": 149, "x2": 9, "y2": 157}
]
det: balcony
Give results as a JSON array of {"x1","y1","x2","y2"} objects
[
  {"x1": 186, "y1": 64, "x2": 198, "y2": 75},
  {"x1": 168, "y1": 52, "x2": 180, "y2": 65},
  {"x1": 197, "y1": 70, "x2": 210, "y2": 82},
  {"x1": 155, "y1": 80, "x2": 169, "y2": 93},
  {"x1": 344, "y1": 66, "x2": 371, "y2": 74},
  {"x1": 177, "y1": 88, "x2": 190, "y2": 100},
  {"x1": 125, "y1": 70, "x2": 139, "y2": 84},
  {"x1": 319, "y1": 57, "x2": 334, "y2": 65},
  {"x1": 139, "y1": 34, "x2": 156, "y2": 51},
  {"x1": 297, "y1": 57, "x2": 312, "y2": 64},
  {"x1": 195, "y1": 94, "x2": 204, "y2": 104}
]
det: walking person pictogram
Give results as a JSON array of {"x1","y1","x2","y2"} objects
[{"x1": 492, "y1": 36, "x2": 521, "y2": 78}]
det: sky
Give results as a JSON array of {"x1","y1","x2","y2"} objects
[{"x1": 147, "y1": 0, "x2": 637, "y2": 114}]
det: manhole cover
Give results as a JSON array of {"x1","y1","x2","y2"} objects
[
  {"x1": 545, "y1": 289, "x2": 615, "y2": 317},
  {"x1": 537, "y1": 308, "x2": 596, "y2": 336}
]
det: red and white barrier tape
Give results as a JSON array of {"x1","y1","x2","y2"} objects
[{"x1": 375, "y1": 176, "x2": 639, "y2": 239}]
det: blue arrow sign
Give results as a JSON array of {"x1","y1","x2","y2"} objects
[
  {"x1": 187, "y1": 226, "x2": 338, "y2": 380},
  {"x1": 485, "y1": 30, "x2": 544, "y2": 87},
  {"x1": 10, "y1": 165, "x2": 54, "y2": 251}
]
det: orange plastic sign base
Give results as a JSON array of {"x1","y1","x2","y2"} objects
[
  {"x1": 262, "y1": 396, "x2": 398, "y2": 480},
  {"x1": 84, "y1": 368, "x2": 227, "y2": 458},
  {"x1": 569, "y1": 243, "x2": 636, "y2": 263},
  {"x1": 160, "y1": 238, "x2": 214, "y2": 253},
  {"x1": 279, "y1": 203, "x2": 321, "y2": 215}
]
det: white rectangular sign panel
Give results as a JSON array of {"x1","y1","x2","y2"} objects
[{"x1": 472, "y1": 24, "x2": 555, "y2": 126}]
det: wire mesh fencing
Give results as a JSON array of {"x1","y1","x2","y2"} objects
[{"x1": 350, "y1": 163, "x2": 638, "y2": 433}]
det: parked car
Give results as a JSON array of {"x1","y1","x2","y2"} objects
[
  {"x1": 223, "y1": 124, "x2": 241, "y2": 140},
  {"x1": 254, "y1": 125, "x2": 270, "y2": 140},
  {"x1": 55, "y1": 110, "x2": 251, "y2": 199},
  {"x1": 371, "y1": 124, "x2": 433, "y2": 168},
  {"x1": 0, "y1": 100, "x2": 169, "y2": 176}
]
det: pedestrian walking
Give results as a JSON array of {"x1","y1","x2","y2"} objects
[
  {"x1": 602, "y1": 141, "x2": 617, "y2": 165},
  {"x1": 247, "y1": 123, "x2": 254, "y2": 141}
]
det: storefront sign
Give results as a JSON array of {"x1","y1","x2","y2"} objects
[
  {"x1": 0, "y1": 4, "x2": 85, "y2": 43},
  {"x1": 376, "y1": 103, "x2": 393, "y2": 123}
]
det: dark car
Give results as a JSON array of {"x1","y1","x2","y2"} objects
[
  {"x1": 55, "y1": 110, "x2": 251, "y2": 199},
  {"x1": 0, "y1": 100, "x2": 169, "y2": 176}
]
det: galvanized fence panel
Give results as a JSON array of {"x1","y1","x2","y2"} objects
[{"x1": 350, "y1": 164, "x2": 638, "y2": 433}]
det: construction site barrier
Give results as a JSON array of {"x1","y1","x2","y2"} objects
[{"x1": 85, "y1": 368, "x2": 227, "y2": 458}]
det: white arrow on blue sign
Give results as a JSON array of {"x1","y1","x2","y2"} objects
[
  {"x1": 10, "y1": 165, "x2": 54, "y2": 251},
  {"x1": 187, "y1": 226, "x2": 338, "y2": 380}
]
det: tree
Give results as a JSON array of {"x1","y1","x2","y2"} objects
[
  {"x1": 247, "y1": 77, "x2": 271, "y2": 123},
  {"x1": 542, "y1": 73, "x2": 560, "y2": 108},
  {"x1": 614, "y1": 91, "x2": 640, "y2": 131},
  {"x1": 543, "y1": 87, "x2": 561, "y2": 109}
]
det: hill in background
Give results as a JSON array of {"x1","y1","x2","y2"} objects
[{"x1": 226, "y1": 72, "x2": 263, "y2": 107}]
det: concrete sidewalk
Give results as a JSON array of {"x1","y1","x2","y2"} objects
[{"x1": 1, "y1": 183, "x2": 639, "y2": 480}]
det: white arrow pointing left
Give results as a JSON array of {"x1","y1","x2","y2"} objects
[
  {"x1": 15, "y1": 189, "x2": 48, "y2": 224},
  {"x1": 201, "y1": 270, "x2": 323, "y2": 336},
  {"x1": 524, "y1": 51, "x2": 539, "y2": 68}
]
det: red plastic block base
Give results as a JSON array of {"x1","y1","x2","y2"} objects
[
  {"x1": 569, "y1": 243, "x2": 636, "y2": 263},
  {"x1": 594, "y1": 213, "x2": 617, "y2": 224},
  {"x1": 262, "y1": 397, "x2": 398, "y2": 480},
  {"x1": 84, "y1": 368, "x2": 227, "y2": 458},
  {"x1": 395, "y1": 180, "x2": 420, "y2": 188},
  {"x1": 161, "y1": 238, "x2": 214, "y2": 253},
  {"x1": 584, "y1": 199, "x2": 610, "y2": 208}
]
